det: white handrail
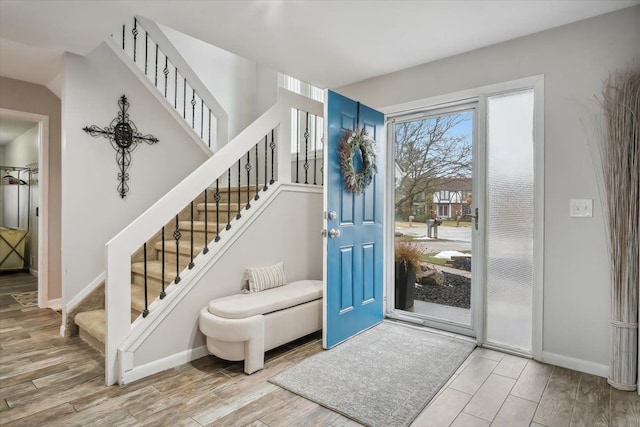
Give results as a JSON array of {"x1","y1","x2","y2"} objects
[{"x1": 104, "y1": 89, "x2": 322, "y2": 384}]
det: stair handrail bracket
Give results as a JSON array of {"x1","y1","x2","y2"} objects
[{"x1": 104, "y1": 88, "x2": 323, "y2": 385}]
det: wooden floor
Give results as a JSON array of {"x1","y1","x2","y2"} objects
[{"x1": 1, "y1": 274, "x2": 639, "y2": 426}]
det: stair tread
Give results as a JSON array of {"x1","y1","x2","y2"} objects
[
  {"x1": 213, "y1": 185, "x2": 261, "y2": 193},
  {"x1": 75, "y1": 309, "x2": 106, "y2": 343},
  {"x1": 153, "y1": 240, "x2": 206, "y2": 253},
  {"x1": 196, "y1": 202, "x2": 241, "y2": 212},
  {"x1": 131, "y1": 284, "x2": 163, "y2": 313},
  {"x1": 177, "y1": 221, "x2": 221, "y2": 232},
  {"x1": 131, "y1": 261, "x2": 181, "y2": 281}
]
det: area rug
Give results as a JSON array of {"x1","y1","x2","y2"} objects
[
  {"x1": 269, "y1": 321, "x2": 475, "y2": 427},
  {"x1": 11, "y1": 291, "x2": 38, "y2": 307}
]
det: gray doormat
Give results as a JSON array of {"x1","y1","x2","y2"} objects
[{"x1": 269, "y1": 321, "x2": 475, "y2": 427}]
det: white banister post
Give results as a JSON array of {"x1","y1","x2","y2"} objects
[
  {"x1": 105, "y1": 243, "x2": 132, "y2": 385},
  {"x1": 277, "y1": 103, "x2": 292, "y2": 184}
]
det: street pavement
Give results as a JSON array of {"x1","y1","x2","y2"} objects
[{"x1": 396, "y1": 223, "x2": 472, "y2": 252}]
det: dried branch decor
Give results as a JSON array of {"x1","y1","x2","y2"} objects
[
  {"x1": 339, "y1": 129, "x2": 377, "y2": 194},
  {"x1": 599, "y1": 70, "x2": 640, "y2": 391}
]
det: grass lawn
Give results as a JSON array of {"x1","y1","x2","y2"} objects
[{"x1": 395, "y1": 220, "x2": 471, "y2": 228}]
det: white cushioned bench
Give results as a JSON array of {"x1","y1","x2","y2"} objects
[{"x1": 199, "y1": 279, "x2": 322, "y2": 374}]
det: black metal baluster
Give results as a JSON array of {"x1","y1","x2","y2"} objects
[
  {"x1": 270, "y1": 130, "x2": 275, "y2": 185},
  {"x1": 122, "y1": 24, "x2": 125, "y2": 50},
  {"x1": 304, "y1": 112, "x2": 310, "y2": 184},
  {"x1": 263, "y1": 136, "x2": 268, "y2": 191},
  {"x1": 189, "y1": 202, "x2": 194, "y2": 269},
  {"x1": 174, "y1": 215, "x2": 181, "y2": 284},
  {"x1": 160, "y1": 226, "x2": 166, "y2": 299},
  {"x1": 295, "y1": 110, "x2": 300, "y2": 183},
  {"x1": 163, "y1": 57, "x2": 168, "y2": 97},
  {"x1": 215, "y1": 180, "x2": 221, "y2": 242},
  {"x1": 191, "y1": 89, "x2": 196, "y2": 129},
  {"x1": 183, "y1": 78, "x2": 186, "y2": 119},
  {"x1": 245, "y1": 152, "x2": 252, "y2": 209},
  {"x1": 236, "y1": 160, "x2": 242, "y2": 219},
  {"x1": 143, "y1": 243, "x2": 149, "y2": 317},
  {"x1": 203, "y1": 189, "x2": 210, "y2": 253},
  {"x1": 154, "y1": 44, "x2": 159, "y2": 87},
  {"x1": 208, "y1": 108, "x2": 212, "y2": 148},
  {"x1": 227, "y1": 168, "x2": 232, "y2": 229},
  {"x1": 174, "y1": 68, "x2": 178, "y2": 108},
  {"x1": 144, "y1": 32, "x2": 148, "y2": 75},
  {"x1": 314, "y1": 115, "x2": 318, "y2": 185},
  {"x1": 200, "y1": 100, "x2": 204, "y2": 139},
  {"x1": 254, "y1": 144, "x2": 259, "y2": 200},
  {"x1": 132, "y1": 19, "x2": 138, "y2": 62}
]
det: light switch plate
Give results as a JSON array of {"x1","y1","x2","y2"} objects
[{"x1": 570, "y1": 199, "x2": 593, "y2": 217}]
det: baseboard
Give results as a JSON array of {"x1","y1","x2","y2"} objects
[
  {"x1": 47, "y1": 298, "x2": 62, "y2": 310},
  {"x1": 119, "y1": 345, "x2": 209, "y2": 385},
  {"x1": 64, "y1": 272, "x2": 105, "y2": 313},
  {"x1": 30, "y1": 268, "x2": 38, "y2": 277},
  {"x1": 541, "y1": 351, "x2": 609, "y2": 378}
]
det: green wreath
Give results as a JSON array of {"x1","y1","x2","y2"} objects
[{"x1": 339, "y1": 129, "x2": 377, "y2": 194}]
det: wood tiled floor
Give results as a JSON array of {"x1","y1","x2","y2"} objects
[{"x1": 1, "y1": 273, "x2": 639, "y2": 426}]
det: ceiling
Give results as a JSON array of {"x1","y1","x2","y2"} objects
[
  {"x1": 0, "y1": 0, "x2": 638, "y2": 89},
  {"x1": 0, "y1": 116, "x2": 37, "y2": 145}
]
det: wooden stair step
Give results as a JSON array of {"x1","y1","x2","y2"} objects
[
  {"x1": 177, "y1": 220, "x2": 219, "y2": 232},
  {"x1": 75, "y1": 309, "x2": 106, "y2": 344},
  {"x1": 154, "y1": 240, "x2": 205, "y2": 255},
  {"x1": 131, "y1": 283, "x2": 164, "y2": 314},
  {"x1": 132, "y1": 261, "x2": 180, "y2": 282},
  {"x1": 196, "y1": 202, "x2": 241, "y2": 213}
]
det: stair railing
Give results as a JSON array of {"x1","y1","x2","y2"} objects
[
  {"x1": 114, "y1": 15, "x2": 228, "y2": 151},
  {"x1": 104, "y1": 89, "x2": 323, "y2": 385}
]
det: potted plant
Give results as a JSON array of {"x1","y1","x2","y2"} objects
[{"x1": 394, "y1": 241, "x2": 422, "y2": 310}]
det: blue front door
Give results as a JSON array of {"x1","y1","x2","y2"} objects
[{"x1": 323, "y1": 90, "x2": 385, "y2": 349}]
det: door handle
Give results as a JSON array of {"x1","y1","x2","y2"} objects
[
  {"x1": 468, "y1": 208, "x2": 479, "y2": 230},
  {"x1": 329, "y1": 228, "x2": 341, "y2": 238}
]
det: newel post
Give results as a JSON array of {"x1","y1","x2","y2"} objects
[{"x1": 105, "y1": 242, "x2": 132, "y2": 385}]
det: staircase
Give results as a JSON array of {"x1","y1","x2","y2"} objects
[{"x1": 74, "y1": 185, "x2": 255, "y2": 354}]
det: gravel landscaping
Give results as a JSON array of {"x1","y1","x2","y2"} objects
[{"x1": 414, "y1": 272, "x2": 470, "y2": 309}]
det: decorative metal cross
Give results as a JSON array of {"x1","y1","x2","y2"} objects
[{"x1": 83, "y1": 95, "x2": 159, "y2": 198}]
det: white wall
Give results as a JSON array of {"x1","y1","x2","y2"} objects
[
  {"x1": 2, "y1": 124, "x2": 39, "y2": 271},
  {"x1": 160, "y1": 25, "x2": 278, "y2": 140},
  {"x1": 338, "y1": 7, "x2": 640, "y2": 372},
  {"x1": 0, "y1": 76, "x2": 62, "y2": 299},
  {"x1": 62, "y1": 43, "x2": 209, "y2": 305},
  {"x1": 133, "y1": 187, "x2": 322, "y2": 366}
]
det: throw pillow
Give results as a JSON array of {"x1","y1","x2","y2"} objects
[{"x1": 244, "y1": 261, "x2": 287, "y2": 292}]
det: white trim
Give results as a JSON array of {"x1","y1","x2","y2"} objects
[
  {"x1": 120, "y1": 345, "x2": 209, "y2": 385},
  {"x1": 0, "y1": 108, "x2": 49, "y2": 312},
  {"x1": 382, "y1": 75, "x2": 545, "y2": 357},
  {"x1": 541, "y1": 351, "x2": 608, "y2": 378},
  {"x1": 30, "y1": 268, "x2": 38, "y2": 277},
  {"x1": 47, "y1": 298, "x2": 62, "y2": 310},
  {"x1": 64, "y1": 271, "x2": 105, "y2": 312}
]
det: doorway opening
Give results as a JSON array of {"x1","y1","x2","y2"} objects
[
  {"x1": 391, "y1": 104, "x2": 477, "y2": 335},
  {"x1": 0, "y1": 109, "x2": 49, "y2": 309}
]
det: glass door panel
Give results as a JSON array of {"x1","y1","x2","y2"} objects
[
  {"x1": 485, "y1": 89, "x2": 535, "y2": 353},
  {"x1": 392, "y1": 105, "x2": 476, "y2": 332}
]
